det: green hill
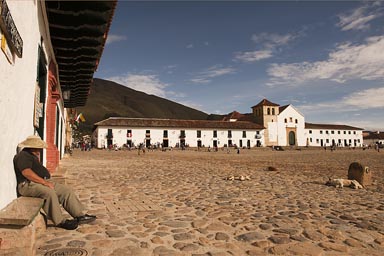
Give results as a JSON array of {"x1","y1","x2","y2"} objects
[{"x1": 76, "y1": 78, "x2": 210, "y2": 133}]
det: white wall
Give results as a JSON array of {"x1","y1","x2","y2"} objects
[
  {"x1": 0, "y1": 0, "x2": 50, "y2": 209},
  {"x1": 306, "y1": 129, "x2": 363, "y2": 147},
  {"x1": 277, "y1": 105, "x2": 306, "y2": 146},
  {"x1": 96, "y1": 126, "x2": 264, "y2": 149}
]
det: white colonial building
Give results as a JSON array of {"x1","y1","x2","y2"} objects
[
  {"x1": 305, "y1": 123, "x2": 364, "y2": 147},
  {"x1": 93, "y1": 98, "x2": 364, "y2": 150},
  {"x1": 0, "y1": 0, "x2": 115, "y2": 210},
  {"x1": 249, "y1": 99, "x2": 363, "y2": 147},
  {"x1": 94, "y1": 118, "x2": 265, "y2": 149}
]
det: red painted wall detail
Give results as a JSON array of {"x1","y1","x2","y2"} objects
[{"x1": 46, "y1": 61, "x2": 60, "y2": 173}]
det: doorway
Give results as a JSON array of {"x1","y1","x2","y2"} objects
[{"x1": 289, "y1": 131, "x2": 296, "y2": 146}]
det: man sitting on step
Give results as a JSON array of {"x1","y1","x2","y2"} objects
[{"x1": 13, "y1": 135, "x2": 96, "y2": 230}]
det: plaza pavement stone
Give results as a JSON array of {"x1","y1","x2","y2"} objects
[{"x1": 35, "y1": 148, "x2": 384, "y2": 255}]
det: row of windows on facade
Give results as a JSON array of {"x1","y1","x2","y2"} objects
[
  {"x1": 308, "y1": 130, "x2": 357, "y2": 135},
  {"x1": 109, "y1": 129, "x2": 261, "y2": 139},
  {"x1": 308, "y1": 138, "x2": 361, "y2": 144},
  {"x1": 284, "y1": 118, "x2": 298, "y2": 124}
]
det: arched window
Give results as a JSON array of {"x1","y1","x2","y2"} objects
[
  {"x1": 272, "y1": 108, "x2": 275, "y2": 115},
  {"x1": 284, "y1": 118, "x2": 287, "y2": 123},
  {"x1": 267, "y1": 108, "x2": 271, "y2": 115},
  {"x1": 295, "y1": 119, "x2": 298, "y2": 124}
]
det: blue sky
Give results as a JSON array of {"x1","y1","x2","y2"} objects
[{"x1": 96, "y1": 1, "x2": 384, "y2": 131}]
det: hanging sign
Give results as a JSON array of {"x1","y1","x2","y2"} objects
[{"x1": 0, "y1": 0, "x2": 23, "y2": 57}]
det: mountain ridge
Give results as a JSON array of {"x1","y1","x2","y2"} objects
[{"x1": 76, "y1": 78, "x2": 221, "y2": 133}]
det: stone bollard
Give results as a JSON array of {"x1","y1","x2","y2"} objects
[{"x1": 348, "y1": 162, "x2": 372, "y2": 187}]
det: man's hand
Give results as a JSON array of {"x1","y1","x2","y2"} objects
[
  {"x1": 21, "y1": 168, "x2": 54, "y2": 189},
  {"x1": 44, "y1": 181, "x2": 55, "y2": 189}
]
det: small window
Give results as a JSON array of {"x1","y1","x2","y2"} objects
[
  {"x1": 326, "y1": 131, "x2": 329, "y2": 134},
  {"x1": 344, "y1": 131, "x2": 346, "y2": 134},
  {"x1": 338, "y1": 131, "x2": 341, "y2": 134},
  {"x1": 272, "y1": 108, "x2": 275, "y2": 115},
  {"x1": 227, "y1": 130, "x2": 232, "y2": 138},
  {"x1": 295, "y1": 119, "x2": 298, "y2": 124},
  {"x1": 163, "y1": 130, "x2": 168, "y2": 138},
  {"x1": 316, "y1": 139, "x2": 319, "y2": 143},
  {"x1": 310, "y1": 138, "x2": 312, "y2": 142},
  {"x1": 213, "y1": 130, "x2": 217, "y2": 138},
  {"x1": 127, "y1": 129, "x2": 132, "y2": 137},
  {"x1": 348, "y1": 131, "x2": 351, "y2": 134},
  {"x1": 326, "y1": 139, "x2": 329, "y2": 143},
  {"x1": 331, "y1": 131, "x2": 334, "y2": 134},
  {"x1": 284, "y1": 118, "x2": 287, "y2": 123},
  {"x1": 242, "y1": 131, "x2": 246, "y2": 138},
  {"x1": 353, "y1": 131, "x2": 356, "y2": 134},
  {"x1": 267, "y1": 108, "x2": 271, "y2": 115},
  {"x1": 289, "y1": 117, "x2": 293, "y2": 122},
  {"x1": 180, "y1": 130, "x2": 186, "y2": 138},
  {"x1": 309, "y1": 130, "x2": 312, "y2": 134},
  {"x1": 197, "y1": 130, "x2": 201, "y2": 138},
  {"x1": 320, "y1": 130, "x2": 323, "y2": 134}
]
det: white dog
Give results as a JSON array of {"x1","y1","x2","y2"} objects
[{"x1": 326, "y1": 178, "x2": 363, "y2": 189}]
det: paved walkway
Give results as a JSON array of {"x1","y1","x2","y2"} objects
[{"x1": 36, "y1": 148, "x2": 384, "y2": 255}]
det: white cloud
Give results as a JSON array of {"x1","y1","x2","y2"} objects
[
  {"x1": 106, "y1": 34, "x2": 127, "y2": 45},
  {"x1": 337, "y1": 3, "x2": 383, "y2": 31},
  {"x1": 234, "y1": 50, "x2": 273, "y2": 62},
  {"x1": 190, "y1": 78, "x2": 211, "y2": 84},
  {"x1": 186, "y1": 44, "x2": 194, "y2": 49},
  {"x1": 164, "y1": 65, "x2": 177, "y2": 74},
  {"x1": 342, "y1": 87, "x2": 384, "y2": 109},
  {"x1": 251, "y1": 32, "x2": 296, "y2": 48},
  {"x1": 267, "y1": 36, "x2": 384, "y2": 86},
  {"x1": 107, "y1": 73, "x2": 168, "y2": 97},
  {"x1": 235, "y1": 32, "x2": 297, "y2": 63},
  {"x1": 190, "y1": 65, "x2": 236, "y2": 84},
  {"x1": 298, "y1": 87, "x2": 384, "y2": 114}
]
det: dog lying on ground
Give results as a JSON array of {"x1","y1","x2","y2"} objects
[
  {"x1": 325, "y1": 178, "x2": 363, "y2": 189},
  {"x1": 225, "y1": 175, "x2": 251, "y2": 181}
]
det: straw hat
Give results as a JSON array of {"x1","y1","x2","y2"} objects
[{"x1": 18, "y1": 135, "x2": 48, "y2": 150}]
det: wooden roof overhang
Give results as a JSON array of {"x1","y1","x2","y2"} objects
[{"x1": 45, "y1": 1, "x2": 117, "y2": 108}]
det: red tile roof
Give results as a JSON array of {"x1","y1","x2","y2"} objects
[
  {"x1": 279, "y1": 105, "x2": 289, "y2": 113},
  {"x1": 252, "y1": 98, "x2": 280, "y2": 108},
  {"x1": 222, "y1": 111, "x2": 245, "y2": 121},
  {"x1": 95, "y1": 117, "x2": 265, "y2": 130}
]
